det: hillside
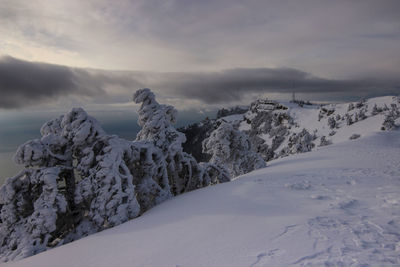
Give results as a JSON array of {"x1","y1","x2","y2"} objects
[
  {"x1": 7, "y1": 130, "x2": 400, "y2": 266},
  {"x1": 180, "y1": 96, "x2": 400, "y2": 162}
]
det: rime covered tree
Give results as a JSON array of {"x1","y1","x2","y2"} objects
[
  {"x1": 358, "y1": 110, "x2": 367, "y2": 121},
  {"x1": 203, "y1": 122, "x2": 266, "y2": 177},
  {"x1": 283, "y1": 128, "x2": 316, "y2": 155},
  {"x1": 347, "y1": 103, "x2": 355, "y2": 111},
  {"x1": 133, "y1": 88, "x2": 229, "y2": 194},
  {"x1": 0, "y1": 89, "x2": 230, "y2": 262},
  {"x1": 0, "y1": 168, "x2": 70, "y2": 261},
  {"x1": 319, "y1": 136, "x2": 332, "y2": 147},
  {"x1": 0, "y1": 108, "x2": 147, "y2": 262},
  {"x1": 327, "y1": 117, "x2": 336, "y2": 129},
  {"x1": 372, "y1": 104, "x2": 382, "y2": 115},
  {"x1": 346, "y1": 114, "x2": 353, "y2": 125}
]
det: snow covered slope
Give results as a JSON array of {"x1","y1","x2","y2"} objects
[
  {"x1": 180, "y1": 96, "x2": 400, "y2": 162},
  {"x1": 7, "y1": 130, "x2": 400, "y2": 266}
]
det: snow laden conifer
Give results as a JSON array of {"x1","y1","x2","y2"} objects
[
  {"x1": 0, "y1": 89, "x2": 230, "y2": 262},
  {"x1": 283, "y1": 128, "x2": 316, "y2": 155},
  {"x1": 0, "y1": 108, "x2": 145, "y2": 262},
  {"x1": 0, "y1": 168, "x2": 69, "y2": 261},
  {"x1": 202, "y1": 121, "x2": 266, "y2": 177},
  {"x1": 327, "y1": 117, "x2": 336, "y2": 129},
  {"x1": 345, "y1": 113, "x2": 353, "y2": 125},
  {"x1": 133, "y1": 88, "x2": 229, "y2": 193},
  {"x1": 381, "y1": 103, "x2": 400, "y2": 130}
]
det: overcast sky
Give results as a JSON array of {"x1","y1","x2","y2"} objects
[{"x1": 1, "y1": 0, "x2": 400, "y2": 110}]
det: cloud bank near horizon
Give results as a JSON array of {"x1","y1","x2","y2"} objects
[{"x1": 1, "y1": 56, "x2": 399, "y2": 110}]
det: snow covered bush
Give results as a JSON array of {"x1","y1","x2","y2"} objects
[
  {"x1": 203, "y1": 122, "x2": 266, "y2": 177},
  {"x1": 0, "y1": 89, "x2": 230, "y2": 262}
]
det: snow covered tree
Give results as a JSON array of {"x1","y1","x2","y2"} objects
[
  {"x1": 381, "y1": 104, "x2": 399, "y2": 130},
  {"x1": 390, "y1": 103, "x2": 400, "y2": 116},
  {"x1": 284, "y1": 128, "x2": 316, "y2": 155},
  {"x1": 346, "y1": 114, "x2": 353, "y2": 125},
  {"x1": 358, "y1": 109, "x2": 367, "y2": 121},
  {"x1": 327, "y1": 117, "x2": 336, "y2": 129},
  {"x1": 133, "y1": 88, "x2": 229, "y2": 194},
  {"x1": 202, "y1": 122, "x2": 266, "y2": 177},
  {"x1": 383, "y1": 104, "x2": 389, "y2": 111},
  {"x1": 0, "y1": 108, "x2": 146, "y2": 262},
  {"x1": 0, "y1": 168, "x2": 70, "y2": 261},
  {"x1": 354, "y1": 112, "x2": 359, "y2": 122},
  {"x1": 319, "y1": 136, "x2": 332, "y2": 147},
  {"x1": 0, "y1": 89, "x2": 230, "y2": 262},
  {"x1": 371, "y1": 104, "x2": 382, "y2": 115},
  {"x1": 356, "y1": 100, "x2": 365, "y2": 108},
  {"x1": 382, "y1": 115, "x2": 396, "y2": 130}
]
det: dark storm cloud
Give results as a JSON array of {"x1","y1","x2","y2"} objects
[
  {"x1": 0, "y1": 56, "x2": 146, "y2": 108},
  {"x1": 149, "y1": 69, "x2": 400, "y2": 103},
  {"x1": 0, "y1": 56, "x2": 101, "y2": 108},
  {"x1": 1, "y1": 56, "x2": 399, "y2": 109}
]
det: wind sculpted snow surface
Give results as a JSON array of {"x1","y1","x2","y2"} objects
[{"x1": 6, "y1": 130, "x2": 400, "y2": 266}]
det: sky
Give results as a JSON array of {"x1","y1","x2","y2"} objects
[
  {"x1": 1, "y1": 0, "x2": 400, "y2": 110},
  {"x1": 1, "y1": 0, "x2": 400, "y2": 180}
]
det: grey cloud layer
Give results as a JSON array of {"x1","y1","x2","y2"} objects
[
  {"x1": 0, "y1": 56, "x2": 109, "y2": 108},
  {"x1": 151, "y1": 70, "x2": 400, "y2": 103},
  {"x1": 1, "y1": 57, "x2": 399, "y2": 109},
  {"x1": 1, "y1": 0, "x2": 400, "y2": 76}
]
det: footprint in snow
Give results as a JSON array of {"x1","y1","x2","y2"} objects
[
  {"x1": 249, "y1": 249, "x2": 281, "y2": 267},
  {"x1": 310, "y1": 194, "x2": 330, "y2": 200},
  {"x1": 285, "y1": 181, "x2": 312, "y2": 190}
]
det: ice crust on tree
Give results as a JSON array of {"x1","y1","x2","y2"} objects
[{"x1": 0, "y1": 89, "x2": 230, "y2": 262}]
